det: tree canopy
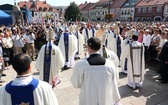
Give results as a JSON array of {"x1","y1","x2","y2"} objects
[{"x1": 64, "y1": 2, "x2": 81, "y2": 21}]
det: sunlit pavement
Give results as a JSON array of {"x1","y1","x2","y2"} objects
[{"x1": 1, "y1": 59, "x2": 168, "y2": 105}]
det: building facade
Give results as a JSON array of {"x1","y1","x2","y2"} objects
[
  {"x1": 89, "y1": 0, "x2": 112, "y2": 21},
  {"x1": 110, "y1": 0, "x2": 126, "y2": 21},
  {"x1": 120, "y1": 0, "x2": 139, "y2": 21},
  {"x1": 19, "y1": 0, "x2": 59, "y2": 23},
  {"x1": 134, "y1": 0, "x2": 167, "y2": 21}
]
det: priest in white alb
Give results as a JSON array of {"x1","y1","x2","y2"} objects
[
  {"x1": 124, "y1": 34, "x2": 145, "y2": 89},
  {"x1": 58, "y1": 26, "x2": 77, "y2": 69},
  {"x1": 35, "y1": 28, "x2": 64, "y2": 87}
]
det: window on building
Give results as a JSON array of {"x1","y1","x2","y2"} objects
[
  {"x1": 143, "y1": 7, "x2": 146, "y2": 13},
  {"x1": 39, "y1": 7, "x2": 42, "y2": 11},
  {"x1": 142, "y1": 17, "x2": 146, "y2": 21},
  {"x1": 105, "y1": 11, "x2": 107, "y2": 14},
  {"x1": 128, "y1": 10, "x2": 130, "y2": 14},
  {"x1": 102, "y1": 11, "x2": 104, "y2": 15},
  {"x1": 147, "y1": 17, "x2": 151, "y2": 21},
  {"x1": 49, "y1": 8, "x2": 53, "y2": 11},
  {"x1": 148, "y1": 7, "x2": 152, "y2": 13},
  {"x1": 98, "y1": 12, "x2": 100, "y2": 15},
  {"x1": 35, "y1": 13, "x2": 37, "y2": 16},
  {"x1": 125, "y1": 10, "x2": 127, "y2": 14},
  {"x1": 138, "y1": 8, "x2": 141, "y2": 13},
  {"x1": 157, "y1": 7, "x2": 162, "y2": 13},
  {"x1": 43, "y1": 7, "x2": 47, "y2": 11}
]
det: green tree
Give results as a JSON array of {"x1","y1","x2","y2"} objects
[{"x1": 64, "y1": 2, "x2": 81, "y2": 21}]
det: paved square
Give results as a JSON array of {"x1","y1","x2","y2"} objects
[{"x1": 1, "y1": 60, "x2": 168, "y2": 105}]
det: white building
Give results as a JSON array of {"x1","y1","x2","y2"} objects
[
  {"x1": 19, "y1": 0, "x2": 59, "y2": 23},
  {"x1": 89, "y1": 0, "x2": 113, "y2": 21}
]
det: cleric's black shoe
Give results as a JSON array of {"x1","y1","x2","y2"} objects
[
  {"x1": 161, "y1": 81, "x2": 168, "y2": 84},
  {"x1": 2, "y1": 74, "x2": 6, "y2": 76},
  {"x1": 75, "y1": 57, "x2": 80, "y2": 60},
  {"x1": 63, "y1": 66, "x2": 70, "y2": 70}
]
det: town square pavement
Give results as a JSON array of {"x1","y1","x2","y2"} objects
[{"x1": 1, "y1": 59, "x2": 168, "y2": 105}]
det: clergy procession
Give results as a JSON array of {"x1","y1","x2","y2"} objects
[{"x1": 0, "y1": 20, "x2": 168, "y2": 105}]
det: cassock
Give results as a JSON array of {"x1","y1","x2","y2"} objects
[
  {"x1": 0, "y1": 76, "x2": 58, "y2": 105},
  {"x1": 124, "y1": 41, "x2": 145, "y2": 89},
  {"x1": 35, "y1": 42, "x2": 64, "y2": 85},
  {"x1": 99, "y1": 46, "x2": 120, "y2": 84},
  {"x1": 71, "y1": 53, "x2": 121, "y2": 105},
  {"x1": 58, "y1": 32, "x2": 77, "y2": 67}
]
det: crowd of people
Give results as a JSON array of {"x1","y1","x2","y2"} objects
[{"x1": 0, "y1": 20, "x2": 168, "y2": 105}]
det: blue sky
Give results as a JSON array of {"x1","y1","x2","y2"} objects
[{"x1": 0, "y1": 0, "x2": 99, "y2": 6}]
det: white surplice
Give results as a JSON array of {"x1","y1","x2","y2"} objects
[
  {"x1": 71, "y1": 59, "x2": 121, "y2": 105},
  {"x1": 0, "y1": 76, "x2": 58, "y2": 105},
  {"x1": 35, "y1": 42, "x2": 64, "y2": 84},
  {"x1": 124, "y1": 41, "x2": 145, "y2": 89}
]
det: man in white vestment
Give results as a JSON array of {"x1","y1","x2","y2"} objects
[
  {"x1": 35, "y1": 28, "x2": 64, "y2": 87},
  {"x1": 71, "y1": 37, "x2": 121, "y2": 105},
  {"x1": 82, "y1": 24, "x2": 90, "y2": 45},
  {"x1": 107, "y1": 26, "x2": 115, "y2": 50},
  {"x1": 124, "y1": 35, "x2": 145, "y2": 89},
  {"x1": 69, "y1": 25, "x2": 78, "y2": 67},
  {"x1": 120, "y1": 29, "x2": 133, "y2": 74},
  {"x1": 89, "y1": 25, "x2": 96, "y2": 38},
  {"x1": 96, "y1": 28, "x2": 120, "y2": 83},
  {"x1": 0, "y1": 53, "x2": 58, "y2": 105},
  {"x1": 111, "y1": 24, "x2": 123, "y2": 59},
  {"x1": 75, "y1": 25, "x2": 85, "y2": 60},
  {"x1": 58, "y1": 27, "x2": 77, "y2": 70}
]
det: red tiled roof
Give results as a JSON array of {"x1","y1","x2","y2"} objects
[
  {"x1": 110, "y1": 0, "x2": 127, "y2": 8},
  {"x1": 82, "y1": 3, "x2": 96, "y2": 11},
  {"x1": 78, "y1": 3, "x2": 88, "y2": 10},
  {"x1": 19, "y1": 1, "x2": 33, "y2": 9},
  {"x1": 136, "y1": 0, "x2": 168, "y2": 7},
  {"x1": 98, "y1": 0, "x2": 109, "y2": 3},
  {"x1": 19, "y1": 1, "x2": 57, "y2": 12}
]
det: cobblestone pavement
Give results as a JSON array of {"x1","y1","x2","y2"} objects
[{"x1": 1, "y1": 60, "x2": 168, "y2": 105}]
